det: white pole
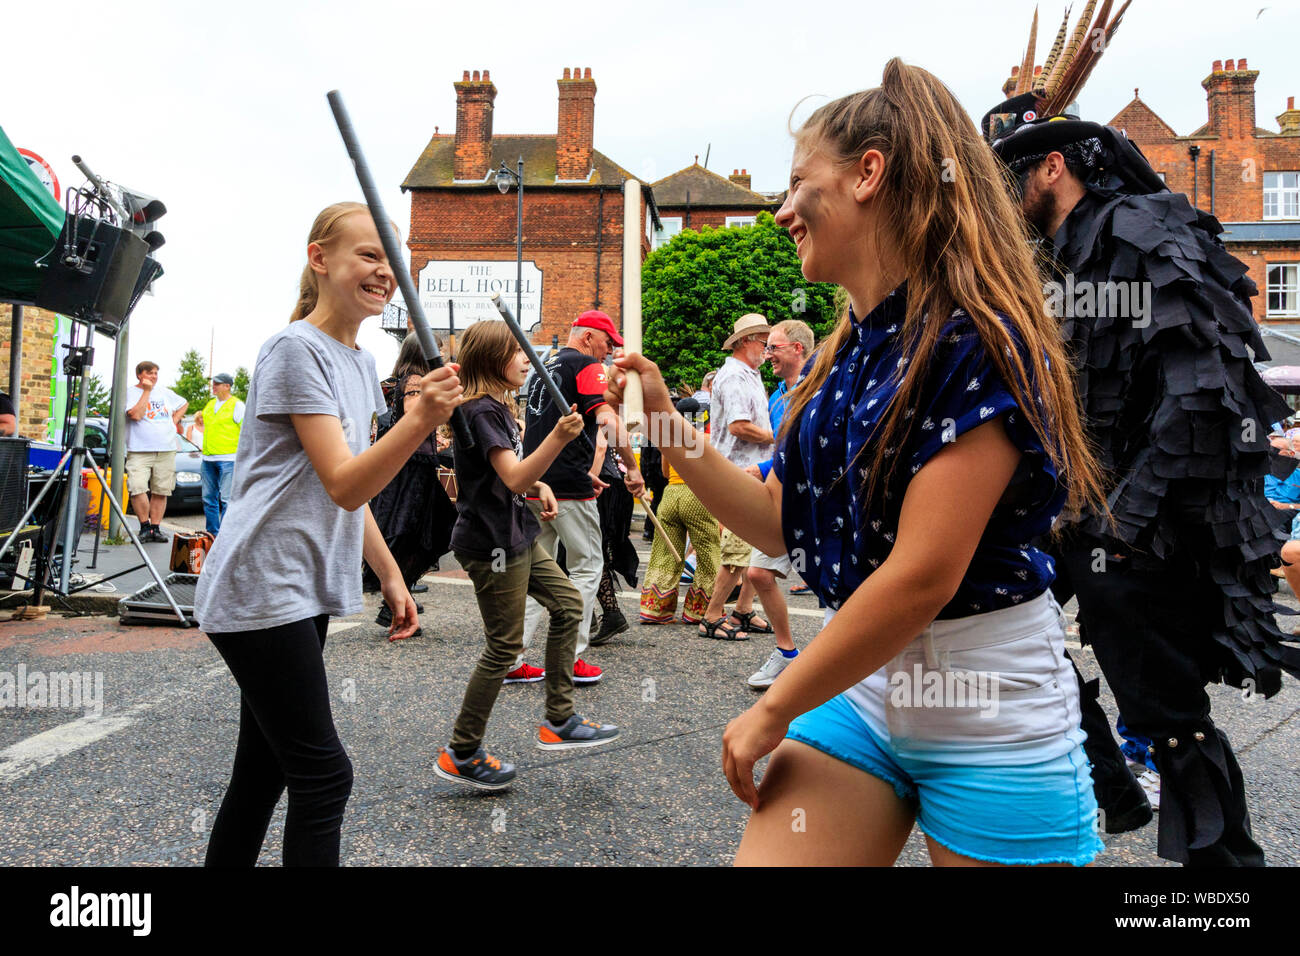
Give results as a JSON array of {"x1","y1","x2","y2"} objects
[{"x1": 621, "y1": 179, "x2": 644, "y2": 432}]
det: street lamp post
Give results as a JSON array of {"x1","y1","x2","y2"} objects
[{"x1": 496, "y1": 156, "x2": 525, "y2": 330}]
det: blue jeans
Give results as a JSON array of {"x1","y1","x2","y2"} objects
[{"x1": 202, "y1": 459, "x2": 235, "y2": 534}]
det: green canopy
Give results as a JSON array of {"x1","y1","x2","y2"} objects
[{"x1": 0, "y1": 123, "x2": 63, "y2": 303}]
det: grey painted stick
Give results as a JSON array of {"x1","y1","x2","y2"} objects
[
  {"x1": 491, "y1": 294, "x2": 677, "y2": 561},
  {"x1": 326, "y1": 89, "x2": 473, "y2": 449}
]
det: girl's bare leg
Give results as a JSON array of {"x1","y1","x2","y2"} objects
[{"x1": 734, "y1": 740, "x2": 915, "y2": 866}]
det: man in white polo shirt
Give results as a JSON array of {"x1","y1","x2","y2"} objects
[
  {"x1": 194, "y1": 372, "x2": 245, "y2": 535},
  {"x1": 124, "y1": 360, "x2": 187, "y2": 542},
  {"x1": 698, "y1": 313, "x2": 774, "y2": 641}
]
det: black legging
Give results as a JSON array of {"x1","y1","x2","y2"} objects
[{"x1": 205, "y1": 615, "x2": 353, "y2": 866}]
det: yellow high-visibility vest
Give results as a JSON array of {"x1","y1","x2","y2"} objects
[{"x1": 201, "y1": 398, "x2": 241, "y2": 456}]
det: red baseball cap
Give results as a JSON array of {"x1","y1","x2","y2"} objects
[{"x1": 572, "y1": 310, "x2": 623, "y2": 346}]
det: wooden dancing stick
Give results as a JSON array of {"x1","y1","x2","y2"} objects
[
  {"x1": 639, "y1": 493, "x2": 681, "y2": 563},
  {"x1": 615, "y1": 180, "x2": 680, "y2": 559},
  {"x1": 620, "y1": 179, "x2": 645, "y2": 433}
]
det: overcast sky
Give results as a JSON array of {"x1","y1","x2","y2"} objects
[{"x1": 5, "y1": 0, "x2": 1297, "y2": 387}]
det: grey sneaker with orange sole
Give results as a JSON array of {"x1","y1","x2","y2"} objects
[
  {"x1": 434, "y1": 747, "x2": 516, "y2": 791},
  {"x1": 536, "y1": 714, "x2": 619, "y2": 751}
]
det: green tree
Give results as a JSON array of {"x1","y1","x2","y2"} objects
[
  {"x1": 70, "y1": 372, "x2": 113, "y2": 417},
  {"x1": 642, "y1": 212, "x2": 839, "y2": 393},
  {"x1": 172, "y1": 349, "x2": 211, "y2": 410},
  {"x1": 232, "y1": 366, "x2": 251, "y2": 401}
]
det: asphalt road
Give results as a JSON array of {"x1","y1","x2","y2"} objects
[{"x1": 1, "y1": 515, "x2": 1297, "y2": 866}]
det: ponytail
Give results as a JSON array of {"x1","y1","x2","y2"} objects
[{"x1": 289, "y1": 264, "x2": 318, "y2": 322}]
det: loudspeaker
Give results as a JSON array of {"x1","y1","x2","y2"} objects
[
  {"x1": 128, "y1": 256, "x2": 164, "y2": 316},
  {"x1": 35, "y1": 215, "x2": 149, "y2": 332},
  {"x1": 0, "y1": 437, "x2": 30, "y2": 528}
]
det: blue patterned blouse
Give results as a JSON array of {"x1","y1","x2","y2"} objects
[{"x1": 773, "y1": 285, "x2": 1063, "y2": 617}]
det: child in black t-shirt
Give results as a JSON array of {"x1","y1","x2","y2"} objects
[{"x1": 437, "y1": 321, "x2": 621, "y2": 791}]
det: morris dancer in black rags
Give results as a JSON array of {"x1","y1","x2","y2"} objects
[{"x1": 982, "y1": 0, "x2": 1300, "y2": 865}]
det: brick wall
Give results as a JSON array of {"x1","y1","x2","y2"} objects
[
  {"x1": 0, "y1": 303, "x2": 57, "y2": 438},
  {"x1": 1230, "y1": 242, "x2": 1300, "y2": 321},
  {"x1": 409, "y1": 186, "x2": 648, "y2": 344},
  {"x1": 1107, "y1": 59, "x2": 1300, "y2": 322},
  {"x1": 655, "y1": 207, "x2": 769, "y2": 231}
]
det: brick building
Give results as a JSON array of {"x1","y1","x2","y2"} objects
[
  {"x1": 649, "y1": 161, "x2": 782, "y2": 249},
  {"x1": 1106, "y1": 59, "x2": 1300, "y2": 323},
  {"x1": 402, "y1": 68, "x2": 658, "y2": 344},
  {"x1": 1003, "y1": 57, "x2": 1300, "y2": 325},
  {"x1": 0, "y1": 303, "x2": 56, "y2": 437}
]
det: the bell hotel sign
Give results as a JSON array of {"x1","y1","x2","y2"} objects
[{"x1": 418, "y1": 260, "x2": 543, "y2": 329}]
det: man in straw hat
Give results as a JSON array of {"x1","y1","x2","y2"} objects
[{"x1": 698, "y1": 314, "x2": 777, "y2": 641}]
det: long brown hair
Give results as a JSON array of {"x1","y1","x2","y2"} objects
[
  {"x1": 392, "y1": 331, "x2": 445, "y2": 380},
  {"x1": 457, "y1": 321, "x2": 520, "y2": 404},
  {"x1": 781, "y1": 59, "x2": 1107, "y2": 520},
  {"x1": 289, "y1": 202, "x2": 369, "y2": 322}
]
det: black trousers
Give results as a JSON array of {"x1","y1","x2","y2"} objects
[
  {"x1": 1049, "y1": 533, "x2": 1264, "y2": 866},
  {"x1": 205, "y1": 615, "x2": 353, "y2": 866}
]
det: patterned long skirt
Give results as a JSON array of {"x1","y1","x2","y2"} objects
[{"x1": 639, "y1": 483, "x2": 720, "y2": 624}]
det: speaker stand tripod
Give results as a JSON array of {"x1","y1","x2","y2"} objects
[{"x1": 0, "y1": 343, "x2": 185, "y2": 623}]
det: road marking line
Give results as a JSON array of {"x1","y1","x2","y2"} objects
[
  {"x1": 327, "y1": 622, "x2": 361, "y2": 634},
  {"x1": 0, "y1": 665, "x2": 227, "y2": 786}
]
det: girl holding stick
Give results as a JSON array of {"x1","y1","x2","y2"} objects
[
  {"x1": 195, "y1": 201, "x2": 463, "y2": 865},
  {"x1": 435, "y1": 320, "x2": 620, "y2": 791}
]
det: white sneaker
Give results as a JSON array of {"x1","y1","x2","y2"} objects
[
  {"x1": 747, "y1": 649, "x2": 794, "y2": 689},
  {"x1": 1134, "y1": 768, "x2": 1161, "y2": 811}
]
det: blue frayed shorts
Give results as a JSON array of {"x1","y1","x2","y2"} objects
[{"x1": 786, "y1": 593, "x2": 1104, "y2": 866}]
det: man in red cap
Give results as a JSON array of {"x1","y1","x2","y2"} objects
[{"x1": 509, "y1": 310, "x2": 645, "y2": 686}]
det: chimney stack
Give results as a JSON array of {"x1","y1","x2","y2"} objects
[
  {"x1": 1002, "y1": 65, "x2": 1019, "y2": 97},
  {"x1": 1203, "y1": 57, "x2": 1259, "y2": 139},
  {"x1": 454, "y1": 69, "x2": 497, "y2": 180},
  {"x1": 729, "y1": 169, "x2": 752, "y2": 190},
  {"x1": 1278, "y1": 95, "x2": 1300, "y2": 135},
  {"x1": 557, "y1": 67, "x2": 596, "y2": 181}
]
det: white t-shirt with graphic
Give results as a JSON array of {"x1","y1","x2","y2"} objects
[{"x1": 125, "y1": 384, "x2": 186, "y2": 452}]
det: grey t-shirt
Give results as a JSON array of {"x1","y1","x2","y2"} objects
[{"x1": 194, "y1": 321, "x2": 385, "y2": 633}]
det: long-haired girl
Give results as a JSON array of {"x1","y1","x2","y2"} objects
[
  {"x1": 194, "y1": 202, "x2": 463, "y2": 865},
  {"x1": 435, "y1": 320, "x2": 619, "y2": 791},
  {"x1": 608, "y1": 59, "x2": 1109, "y2": 866}
]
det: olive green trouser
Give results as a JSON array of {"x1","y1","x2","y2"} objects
[{"x1": 450, "y1": 541, "x2": 582, "y2": 754}]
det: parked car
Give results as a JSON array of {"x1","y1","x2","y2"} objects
[{"x1": 72, "y1": 417, "x2": 205, "y2": 514}]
